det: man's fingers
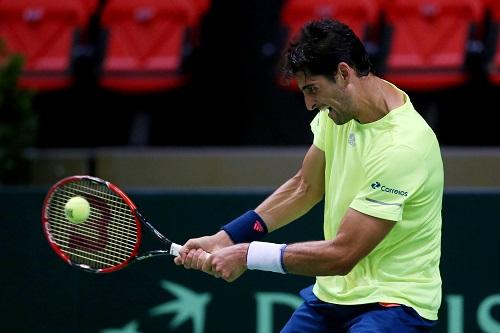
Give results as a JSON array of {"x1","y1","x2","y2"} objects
[
  {"x1": 174, "y1": 255, "x2": 183, "y2": 266},
  {"x1": 183, "y1": 249, "x2": 198, "y2": 269},
  {"x1": 194, "y1": 248, "x2": 207, "y2": 270},
  {"x1": 201, "y1": 253, "x2": 214, "y2": 273}
]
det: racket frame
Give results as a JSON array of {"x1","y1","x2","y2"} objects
[{"x1": 42, "y1": 175, "x2": 180, "y2": 274}]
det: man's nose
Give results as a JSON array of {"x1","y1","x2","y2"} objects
[{"x1": 304, "y1": 95, "x2": 316, "y2": 111}]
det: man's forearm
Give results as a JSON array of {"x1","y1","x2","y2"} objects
[{"x1": 255, "y1": 172, "x2": 323, "y2": 232}]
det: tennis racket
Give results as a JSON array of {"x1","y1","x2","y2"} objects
[{"x1": 42, "y1": 175, "x2": 182, "y2": 273}]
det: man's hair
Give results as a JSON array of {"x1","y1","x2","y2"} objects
[{"x1": 282, "y1": 19, "x2": 373, "y2": 80}]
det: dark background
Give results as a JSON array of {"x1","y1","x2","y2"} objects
[
  {"x1": 2, "y1": 188, "x2": 500, "y2": 332},
  {"x1": 31, "y1": 0, "x2": 500, "y2": 149}
]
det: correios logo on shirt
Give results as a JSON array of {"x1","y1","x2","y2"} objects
[{"x1": 371, "y1": 181, "x2": 408, "y2": 197}]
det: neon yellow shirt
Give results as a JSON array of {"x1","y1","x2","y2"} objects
[{"x1": 310, "y1": 87, "x2": 443, "y2": 320}]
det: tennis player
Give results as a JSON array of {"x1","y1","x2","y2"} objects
[{"x1": 175, "y1": 19, "x2": 443, "y2": 332}]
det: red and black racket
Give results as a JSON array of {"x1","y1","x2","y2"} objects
[{"x1": 42, "y1": 175, "x2": 181, "y2": 273}]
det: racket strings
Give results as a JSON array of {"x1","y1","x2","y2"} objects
[
  {"x1": 50, "y1": 198, "x2": 137, "y2": 243},
  {"x1": 46, "y1": 179, "x2": 138, "y2": 270},
  {"x1": 51, "y1": 182, "x2": 135, "y2": 267}
]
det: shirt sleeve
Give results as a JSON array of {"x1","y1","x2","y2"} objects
[
  {"x1": 310, "y1": 111, "x2": 326, "y2": 151},
  {"x1": 350, "y1": 145, "x2": 428, "y2": 222}
]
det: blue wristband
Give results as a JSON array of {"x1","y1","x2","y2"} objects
[{"x1": 221, "y1": 210, "x2": 268, "y2": 243}]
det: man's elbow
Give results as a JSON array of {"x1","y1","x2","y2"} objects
[
  {"x1": 292, "y1": 170, "x2": 324, "y2": 202},
  {"x1": 297, "y1": 179, "x2": 323, "y2": 203},
  {"x1": 324, "y1": 251, "x2": 358, "y2": 276},
  {"x1": 328, "y1": 260, "x2": 355, "y2": 276},
  {"x1": 335, "y1": 262, "x2": 355, "y2": 276}
]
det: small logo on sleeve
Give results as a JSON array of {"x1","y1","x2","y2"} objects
[
  {"x1": 371, "y1": 181, "x2": 408, "y2": 197},
  {"x1": 348, "y1": 133, "x2": 356, "y2": 146}
]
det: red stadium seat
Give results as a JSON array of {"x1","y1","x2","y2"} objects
[
  {"x1": 79, "y1": 0, "x2": 99, "y2": 16},
  {"x1": 281, "y1": 0, "x2": 379, "y2": 42},
  {"x1": 380, "y1": 0, "x2": 484, "y2": 91},
  {"x1": 279, "y1": 0, "x2": 380, "y2": 90},
  {"x1": 99, "y1": 0, "x2": 197, "y2": 92},
  {"x1": 486, "y1": 0, "x2": 500, "y2": 85},
  {"x1": 187, "y1": 0, "x2": 212, "y2": 48},
  {"x1": 193, "y1": 0, "x2": 211, "y2": 25},
  {"x1": 0, "y1": 0, "x2": 87, "y2": 90}
]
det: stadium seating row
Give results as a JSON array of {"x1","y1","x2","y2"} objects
[
  {"x1": 0, "y1": 0, "x2": 499, "y2": 93},
  {"x1": 280, "y1": 0, "x2": 500, "y2": 91},
  {"x1": 0, "y1": 0, "x2": 209, "y2": 91}
]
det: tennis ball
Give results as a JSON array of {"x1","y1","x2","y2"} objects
[{"x1": 64, "y1": 196, "x2": 90, "y2": 224}]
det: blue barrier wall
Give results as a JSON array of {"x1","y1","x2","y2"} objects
[{"x1": 1, "y1": 189, "x2": 499, "y2": 333}]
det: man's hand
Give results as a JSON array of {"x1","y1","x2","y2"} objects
[
  {"x1": 202, "y1": 243, "x2": 249, "y2": 282},
  {"x1": 174, "y1": 230, "x2": 233, "y2": 267},
  {"x1": 175, "y1": 241, "x2": 249, "y2": 282}
]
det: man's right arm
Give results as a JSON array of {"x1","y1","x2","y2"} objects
[
  {"x1": 174, "y1": 144, "x2": 325, "y2": 266},
  {"x1": 255, "y1": 144, "x2": 325, "y2": 232}
]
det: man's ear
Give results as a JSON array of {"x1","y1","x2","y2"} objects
[{"x1": 337, "y1": 62, "x2": 350, "y2": 81}]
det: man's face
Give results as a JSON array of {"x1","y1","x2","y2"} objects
[{"x1": 296, "y1": 71, "x2": 354, "y2": 125}]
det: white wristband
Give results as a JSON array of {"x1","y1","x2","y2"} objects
[{"x1": 246, "y1": 241, "x2": 287, "y2": 274}]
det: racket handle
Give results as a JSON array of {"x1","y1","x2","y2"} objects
[{"x1": 170, "y1": 243, "x2": 182, "y2": 256}]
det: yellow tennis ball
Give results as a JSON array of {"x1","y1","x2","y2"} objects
[{"x1": 64, "y1": 196, "x2": 90, "y2": 223}]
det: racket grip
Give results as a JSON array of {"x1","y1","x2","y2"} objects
[{"x1": 170, "y1": 243, "x2": 182, "y2": 256}]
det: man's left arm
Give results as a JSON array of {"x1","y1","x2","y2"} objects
[{"x1": 203, "y1": 208, "x2": 395, "y2": 281}]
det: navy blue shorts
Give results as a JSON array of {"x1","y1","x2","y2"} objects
[{"x1": 281, "y1": 285, "x2": 437, "y2": 333}]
